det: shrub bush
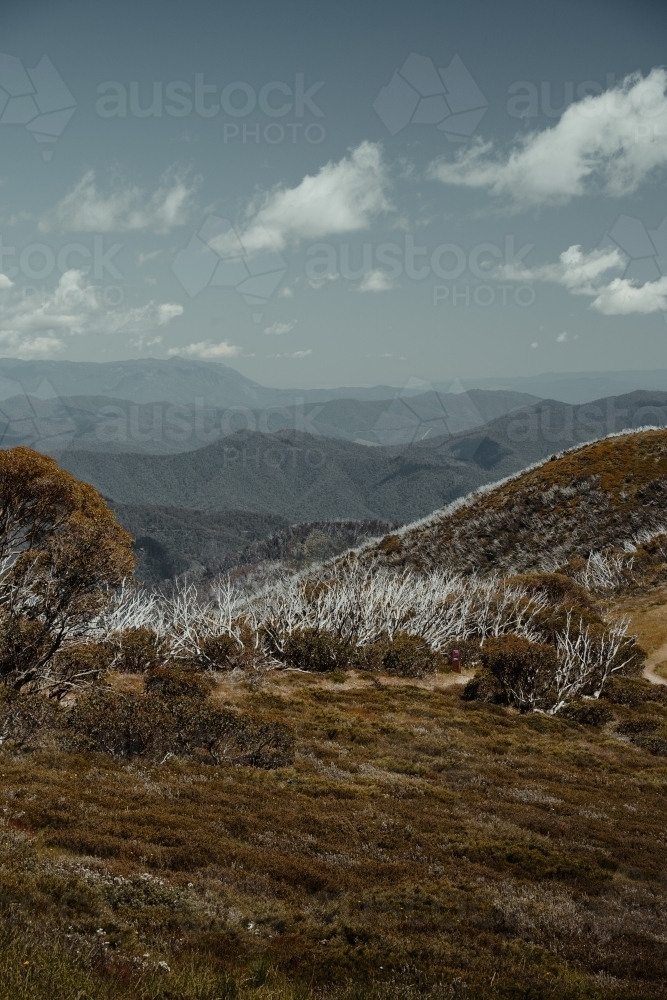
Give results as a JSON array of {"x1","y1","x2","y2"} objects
[
  {"x1": 480, "y1": 635, "x2": 558, "y2": 712},
  {"x1": 0, "y1": 687, "x2": 61, "y2": 748},
  {"x1": 0, "y1": 447, "x2": 134, "y2": 689},
  {"x1": 46, "y1": 641, "x2": 114, "y2": 700},
  {"x1": 357, "y1": 632, "x2": 445, "y2": 678},
  {"x1": 602, "y1": 676, "x2": 667, "y2": 707},
  {"x1": 441, "y1": 638, "x2": 482, "y2": 669},
  {"x1": 278, "y1": 628, "x2": 353, "y2": 672},
  {"x1": 186, "y1": 621, "x2": 262, "y2": 671},
  {"x1": 144, "y1": 665, "x2": 214, "y2": 700},
  {"x1": 65, "y1": 682, "x2": 293, "y2": 767},
  {"x1": 110, "y1": 627, "x2": 166, "y2": 673},
  {"x1": 191, "y1": 632, "x2": 240, "y2": 669},
  {"x1": 509, "y1": 572, "x2": 596, "y2": 610},
  {"x1": 561, "y1": 699, "x2": 614, "y2": 726},
  {"x1": 461, "y1": 667, "x2": 507, "y2": 704}
]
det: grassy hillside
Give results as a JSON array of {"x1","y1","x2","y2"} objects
[
  {"x1": 1, "y1": 664, "x2": 666, "y2": 1000},
  {"x1": 366, "y1": 428, "x2": 667, "y2": 576},
  {"x1": 1, "y1": 438, "x2": 667, "y2": 998}
]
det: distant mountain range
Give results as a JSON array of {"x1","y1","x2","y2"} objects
[
  {"x1": 0, "y1": 387, "x2": 540, "y2": 454},
  {"x1": 0, "y1": 357, "x2": 424, "y2": 409},
  {"x1": 2, "y1": 356, "x2": 667, "y2": 410},
  {"x1": 60, "y1": 390, "x2": 667, "y2": 529},
  {"x1": 463, "y1": 369, "x2": 667, "y2": 404}
]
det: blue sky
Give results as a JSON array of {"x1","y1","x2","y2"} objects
[{"x1": 0, "y1": 0, "x2": 666, "y2": 387}]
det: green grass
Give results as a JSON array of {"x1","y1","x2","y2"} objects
[{"x1": 0, "y1": 671, "x2": 666, "y2": 999}]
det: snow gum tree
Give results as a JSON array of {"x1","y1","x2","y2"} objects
[{"x1": 0, "y1": 447, "x2": 135, "y2": 688}]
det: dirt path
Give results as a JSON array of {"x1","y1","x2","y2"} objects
[
  {"x1": 607, "y1": 589, "x2": 667, "y2": 687},
  {"x1": 643, "y1": 640, "x2": 667, "y2": 686}
]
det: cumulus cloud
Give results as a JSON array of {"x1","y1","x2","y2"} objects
[
  {"x1": 264, "y1": 321, "x2": 295, "y2": 335},
  {"x1": 207, "y1": 142, "x2": 391, "y2": 258},
  {"x1": 167, "y1": 340, "x2": 241, "y2": 359},
  {"x1": 589, "y1": 275, "x2": 667, "y2": 314},
  {"x1": 497, "y1": 245, "x2": 625, "y2": 294},
  {"x1": 0, "y1": 270, "x2": 183, "y2": 357},
  {"x1": 428, "y1": 69, "x2": 667, "y2": 208},
  {"x1": 39, "y1": 168, "x2": 197, "y2": 233},
  {"x1": 497, "y1": 243, "x2": 667, "y2": 315},
  {"x1": 358, "y1": 269, "x2": 395, "y2": 292}
]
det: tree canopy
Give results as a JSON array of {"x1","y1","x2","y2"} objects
[{"x1": 0, "y1": 447, "x2": 135, "y2": 687}]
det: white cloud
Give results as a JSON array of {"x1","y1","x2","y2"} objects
[
  {"x1": 0, "y1": 334, "x2": 64, "y2": 358},
  {"x1": 208, "y1": 142, "x2": 391, "y2": 257},
  {"x1": 429, "y1": 69, "x2": 667, "y2": 208},
  {"x1": 589, "y1": 275, "x2": 667, "y2": 314},
  {"x1": 498, "y1": 245, "x2": 625, "y2": 294},
  {"x1": 279, "y1": 286, "x2": 294, "y2": 298},
  {"x1": 557, "y1": 331, "x2": 568, "y2": 341},
  {"x1": 531, "y1": 342, "x2": 538, "y2": 349},
  {"x1": 39, "y1": 169, "x2": 198, "y2": 233},
  {"x1": 497, "y1": 242, "x2": 667, "y2": 316},
  {"x1": 0, "y1": 269, "x2": 183, "y2": 358},
  {"x1": 0, "y1": 274, "x2": 13, "y2": 289},
  {"x1": 358, "y1": 269, "x2": 395, "y2": 293},
  {"x1": 167, "y1": 340, "x2": 241, "y2": 359},
  {"x1": 264, "y1": 321, "x2": 295, "y2": 335}
]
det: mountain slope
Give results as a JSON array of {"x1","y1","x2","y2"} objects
[
  {"x1": 109, "y1": 504, "x2": 289, "y2": 582},
  {"x1": 365, "y1": 428, "x2": 667, "y2": 576},
  {"x1": 61, "y1": 430, "x2": 496, "y2": 522}
]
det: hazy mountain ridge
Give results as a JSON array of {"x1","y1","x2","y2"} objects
[
  {"x1": 0, "y1": 387, "x2": 541, "y2": 455},
  {"x1": 56, "y1": 391, "x2": 667, "y2": 532},
  {"x1": 4, "y1": 356, "x2": 667, "y2": 410}
]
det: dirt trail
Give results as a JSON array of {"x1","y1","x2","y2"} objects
[{"x1": 643, "y1": 640, "x2": 667, "y2": 686}]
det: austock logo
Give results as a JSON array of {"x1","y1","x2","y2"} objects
[
  {"x1": 602, "y1": 213, "x2": 667, "y2": 283},
  {"x1": 371, "y1": 377, "x2": 486, "y2": 451},
  {"x1": 172, "y1": 215, "x2": 287, "y2": 320},
  {"x1": 0, "y1": 53, "x2": 76, "y2": 160},
  {"x1": 600, "y1": 213, "x2": 667, "y2": 322},
  {"x1": 373, "y1": 52, "x2": 487, "y2": 140},
  {"x1": 0, "y1": 376, "x2": 78, "y2": 452}
]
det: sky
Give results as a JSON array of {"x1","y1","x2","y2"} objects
[{"x1": 0, "y1": 0, "x2": 666, "y2": 388}]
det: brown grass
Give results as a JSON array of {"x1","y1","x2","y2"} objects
[
  {"x1": 1, "y1": 650, "x2": 667, "y2": 999},
  {"x1": 367, "y1": 429, "x2": 667, "y2": 575}
]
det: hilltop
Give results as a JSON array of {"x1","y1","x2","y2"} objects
[{"x1": 365, "y1": 428, "x2": 667, "y2": 577}]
